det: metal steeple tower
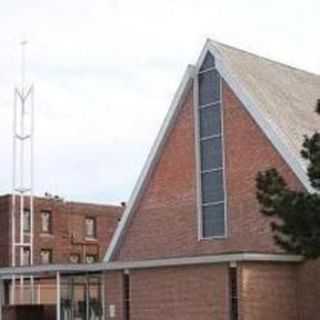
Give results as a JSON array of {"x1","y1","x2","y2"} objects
[{"x1": 11, "y1": 39, "x2": 35, "y2": 304}]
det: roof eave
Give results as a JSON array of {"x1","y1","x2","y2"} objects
[{"x1": 0, "y1": 253, "x2": 303, "y2": 278}]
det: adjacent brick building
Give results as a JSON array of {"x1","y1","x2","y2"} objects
[
  {"x1": 0, "y1": 194, "x2": 122, "y2": 267},
  {"x1": 0, "y1": 194, "x2": 122, "y2": 306}
]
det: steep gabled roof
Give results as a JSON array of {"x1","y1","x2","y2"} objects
[
  {"x1": 208, "y1": 40, "x2": 320, "y2": 172},
  {"x1": 104, "y1": 40, "x2": 320, "y2": 262}
]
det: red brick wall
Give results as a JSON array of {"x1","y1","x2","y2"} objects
[
  {"x1": 31, "y1": 198, "x2": 121, "y2": 264},
  {"x1": 104, "y1": 265, "x2": 229, "y2": 320},
  {"x1": 116, "y1": 80, "x2": 303, "y2": 261},
  {"x1": 105, "y1": 271, "x2": 126, "y2": 320},
  {"x1": 239, "y1": 262, "x2": 299, "y2": 320},
  {"x1": 297, "y1": 259, "x2": 320, "y2": 320},
  {"x1": 104, "y1": 262, "x2": 304, "y2": 320},
  {"x1": 0, "y1": 195, "x2": 122, "y2": 266}
]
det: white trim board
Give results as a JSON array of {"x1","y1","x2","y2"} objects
[{"x1": 0, "y1": 253, "x2": 303, "y2": 277}]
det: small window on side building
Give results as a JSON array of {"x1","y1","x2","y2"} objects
[
  {"x1": 40, "y1": 249, "x2": 52, "y2": 264},
  {"x1": 23, "y1": 247, "x2": 30, "y2": 265},
  {"x1": 85, "y1": 217, "x2": 96, "y2": 239},
  {"x1": 23, "y1": 209, "x2": 31, "y2": 233},
  {"x1": 70, "y1": 253, "x2": 80, "y2": 264},
  {"x1": 86, "y1": 254, "x2": 97, "y2": 264},
  {"x1": 41, "y1": 210, "x2": 52, "y2": 233}
]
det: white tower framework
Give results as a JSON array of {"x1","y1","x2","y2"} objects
[{"x1": 11, "y1": 40, "x2": 35, "y2": 304}]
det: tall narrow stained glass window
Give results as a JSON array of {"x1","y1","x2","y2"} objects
[{"x1": 197, "y1": 52, "x2": 226, "y2": 238}]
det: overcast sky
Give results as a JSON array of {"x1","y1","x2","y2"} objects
[{"x1": 0, "y1": 0, "x2": 319, "y2": 204}]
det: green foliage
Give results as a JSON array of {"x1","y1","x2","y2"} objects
[
  {"x1": 301, "y1": 132, "x2": 320, "y2": 190},
  {"x1": 256, "y1": 101, "x2": 320, "y2": 259}
]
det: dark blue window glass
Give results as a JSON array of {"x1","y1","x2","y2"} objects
[
  {"x1": 202, "y1": 203, "x2": 225, "y2": 237},
  {"x1": 201, "y1": 170, "x2": 224, "y2": 203},
  {"x1": 198, "y1": 52, "x2": 226, "y2": 238},
  {"x1": 198, "y1": 69, "x2": 220, "y2": 106},
  {"x1": 200, "y1": 138, "x2": 222, "y2": 171},
  {"x1": 199, "y1": 105, "x2": 221, "y2": 137},
  {"x1": 200, "y1": 52, "x2": 215, "y2": 71}
]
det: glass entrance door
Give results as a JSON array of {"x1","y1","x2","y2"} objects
[
  {"x1": 88, "y1": 276, "x2": 103, "y2": 320},
  {"x1": 60, "y1": 274, "x2": 103, "y2": 320}
]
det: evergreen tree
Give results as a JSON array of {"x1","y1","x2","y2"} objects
[{"x1": 256, "y1": 99, "x2": 320, "y2": 259}]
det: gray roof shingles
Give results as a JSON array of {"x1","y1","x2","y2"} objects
[{"x1": 210, "y1": 40, "x2": 320, "y2": 168}]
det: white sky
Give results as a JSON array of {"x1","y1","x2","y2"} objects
[{"x1": 0, "y1": 0, "x2": 319, "y2": 204}]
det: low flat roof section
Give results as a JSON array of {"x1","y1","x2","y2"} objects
[{"x1": 0, "y1": 253, "x2": 304, "y2": 278}]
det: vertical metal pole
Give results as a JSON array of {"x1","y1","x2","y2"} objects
[
  {"x1": 56, "y1": 272, "x2": 61, "y2": 320},
  {"x1": 11, "y1": 41, "x2": 35, "y2": 306},
  {"x1": 11, "y1": 90, "x2": 17, "y2": 305},
  {"x1": 30, "y1": 87, "x2": 35, "y2": 303},
  {"x1": 19, "y1": 90, "x2": 25, "y2": 305},
  {"x1": 21, "y1": 40, "x2": 26, "y2": 92}
]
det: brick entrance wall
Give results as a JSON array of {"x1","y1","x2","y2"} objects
[
  {"x1": 239, "y1": 262, "x2": 299, "y2": 320},
  {"x1": 297, "y1": 259, "x2": 320, "y2": 320},
  {"x1": 104, "y1": 261, "x2": 306, "y2": 320},
  {"x1": 130, "y1": 265, "x2": 228, "y2": 320},
  {"x1": 104, "y1": 265, "x2": 229, "y2": 320}
]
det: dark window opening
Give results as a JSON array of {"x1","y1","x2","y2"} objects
[
  {"x1": 23, "y1": 209, "x2": 31, "y2": 232},
  {"x1": 199, "y1": 104, "x2": 221, "y2": 137},
  {"x1": 229, "y1": 267, "x2": 238, "y2": 320},
  {"x1": 198, "y1": 69, "x2": 220, "y2": 106},
  {"x1": 70, "y1": 253, "x2": 81, "y2": 264},
  {"x1": 202, "y1": 203, "x2": 225, "y2": 237},
  {"x1": 85, "y1": 254, "x2": 97, "y2": 264},
  {"x1": 23, "y1": 247, "x2": 30, "y2": 265},
  {"x1": 40, "y1": 249, "x2": 52, "y2": 264},
  {"x1": 85, "y1": 217, "x2": 97, "y2": 239},
  {"x1": 41, "y1": 210, "x2": 52, "y2": 233},
  {"x1": 200, "y1": 52, "x2": 215, "y2": 71},
  {"x1": 200, "y1": 137, "x2": 223, "y2": 170},
  {"x1": 123, "y1": 273, "x2": 130, "y2": 320}
]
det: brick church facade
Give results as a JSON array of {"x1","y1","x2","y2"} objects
[
  {"x1": 1, "y1": 40, "x2": 320, "y2": 320},
  {"x1": 102, "y1": 40, "x2": 320, "y2": 320}
]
